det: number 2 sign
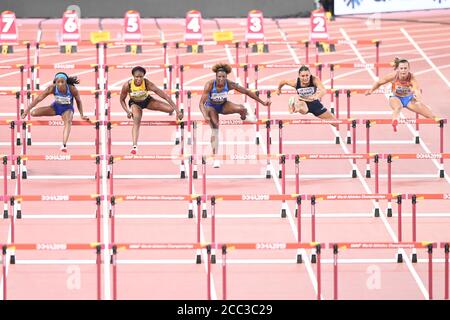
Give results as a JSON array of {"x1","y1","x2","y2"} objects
[
  {"x1": 185, "y1": 10, "x2": 203, "y2": 42},
  {"x1": 310, "y1": 8, "x2": 329, "y2": 41},
  {"x1": 245, "y1": 10, "x2": 264, "y2": 41},
  {"x1": 60, "y1": 10, "x2": 80, "y2": 42}
]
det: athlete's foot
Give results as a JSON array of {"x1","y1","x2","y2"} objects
[
  {"x1": 130, "y1": 145, "x2": 137, "y2": 155},
  {"x1": 392, "y1": 119, "x2": 398, "y2": 132},
  {"x1": 213, "y1": 159, "x2": 221, "y2": 168},
  {"x1": 60, "y1": 144, "x2": 67, "y2": 153},
  {"x1": 240, "y1": 113, "x2": 246, "y2": 121}
]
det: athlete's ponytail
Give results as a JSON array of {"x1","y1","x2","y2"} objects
[{"x1": 393, "y1": 57, "x2": 409, "y2": 70}]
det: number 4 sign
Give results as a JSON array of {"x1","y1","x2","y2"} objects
[{"x1": 185, "y1": 10, "x2": 203, "y2": 42}]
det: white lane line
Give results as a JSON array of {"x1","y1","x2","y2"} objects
[{"x1": 401, "y1": 27, "x2": 450, "y2": 88}]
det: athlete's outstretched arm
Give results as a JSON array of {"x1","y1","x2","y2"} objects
[
  {"x1": 276, "y1": 80, "x2": 297, "y2": 95},
  {"x1": 70, "y1": 85, "x2": 89, "y2": 120},
  {"x1": 229, "y1": 80, "x2": 271, "y2": 107},
  {"x1": 119, "y1": 82, "x2": 133, "y2": 119},
  {"x1": 22, "y1": 85, "x2": 53, "y2": 118},
  {"x1": 146, "y1": 79, "x2": 182, "y2": 119},
  {"x1": 366, "y1": 72, "x2": 396, "y2": 95},
  {"x1": 199, "y1": 81, "x2": 213, "y2": 122}
]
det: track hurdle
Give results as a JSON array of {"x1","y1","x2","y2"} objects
[
  {"x1": 443, "y1": 242, "x2": 449, "y2": 300},
  {"x1": 1, "y1": 242, "x2": 103, "y2": 300},
  {"x1": 219, "y1": 242, "x2": 322, "y2": 300},
  {"x1": 331, "y1": 242, "x2": 436, "y2": 300},
  {"x1": 109, "y1": 242, "x2": 208, "y2": 300}
]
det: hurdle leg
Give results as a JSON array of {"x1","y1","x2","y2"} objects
[
  {"x1": 411, "y1": 195, "x2": 418, "y2": 263},
  {"x1": 296, "y1": 196, "x2": 302, "y2": 263},
  {"x1": 346, "y1": 91, "x2": 351, "y2": 144},
  {"x1": 222, "y1": 245, "x2": 227, "y2": 300},
  {"x1": 365, "y1": 121, "x2": 371, "y2": 178},
  {"x1": 311, "y1": 196, "x2": 317, "y2": 263}
]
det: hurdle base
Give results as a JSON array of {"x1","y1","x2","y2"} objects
[
  {"x1": 281, "y1": 209, "x2": 286, "y2": 218},
  {"x1": 10, "y1": 255, "x2": 16, "y2": 264},
  {"x1": 415, "y1": 136, "x2": 420, "y2": 144},
  {"x1": 366, "y1": 170, "x2": 371, "y2": 178},
  {"x1": 211, "y1": 255, "x2": 216, "y2": 264},
  {"x1": 297, "y1": 254, "x2": 303, "y2": 264},
  {"x1": 175, "y1": 138, "x2": 180, "y2": 145},
  {"x1": 346, "y1": 136, "x2": 351, "y2": 144},
  {"x1": 3, "y1": 210, "x2": 8, "y2": 219},
  {"x1": 387, "y1": 208, "x2": 393, "y2": 217},
  {"x1": 188, "y1": 209, "x2": 193, "y2": 219},
  {"x1": 440, "y1": 169, "x2": 444, "y2": 178},
  {"x1": 27, "y1": 137, "x2": 32, "y2": 146},
  {"x1": 295, "y1": 208, "x2": 298, "y2": 218},
  {"x1": 17, "y1": 210, "x2": 22, "y2": 219},
  {"x1": 60, "y1": 45, "x2": 77, "y2": 53},
  {"x1": 193, "y1": 171, "x2": 198, "y2": 179},
  {"x1": 202, "y1": 209, "x2": 207, "y2": 218},
  {"x1": 397, "y1": 253, "x2": 403, "y2": 263},
  {"x1": 335, "y1": 136, "x2": 340, "y2": 144},
  {"x1": 412, "y1": 253, "x2": 417, "y2": 263},
  {"x1": 278, "y1": 170, "x2": 282, "y2": 179},
  {"x1": 11, "y1": 171, "x2": 16, "y2": 180},
  {"x1": 374, "y1": 208, "x2": 380, "y2": 217},
  {"x1": 125, "y1": 45, "x2": 142, "y2": 54},
  {"x1": 352, "y1": 169, "x2": 357, "y2": 178},
  {"x1": 311, "y1": 254, "x2": 317, "y2": 264},
  {"x1": 196, "y1": 254, "x2": 201, "y2": 264},
  {"x1": 180, "y1": 171, "x2": 186, "y2": 179},
  {"x1": 16, "y1": 138, "x2": 21, "y2": 146},
  {"x1": 2, "y1": 45, "x2": 13, "y2": 54},
  {"x1": 187, "y1": 45, "x2": 204, "y2": 53},
  {"x1": 266, "y1": 171, "x2": 271, "y2": 179},
  {"x1": 22, "y1": 170, "x2": 27, "y2": 179},
  {"x1": 256, "y1": 137, "x2": 260, "y2": 145}
]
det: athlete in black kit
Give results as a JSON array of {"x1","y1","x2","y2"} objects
[{"x1": 276, "y1": 65, "x2": 338, "y2": 128}]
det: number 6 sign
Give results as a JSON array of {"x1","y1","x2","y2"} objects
[
  {"x1": 245, "y1": 10, "x2": 265, "y2": 42},
  {"x1": 60, "y1": 10, "x2": 80, "y2": 42}
]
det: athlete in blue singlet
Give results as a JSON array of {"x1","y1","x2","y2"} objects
[
  {"x1": 366, "y1": 58, "x2": 436, "y2": 132},
  {"x1": 199, "y1": 63, "x2": 271, "y2": 167},
  {"x1": 22, "y1": 72, "x2": 89, "y2": 152}
]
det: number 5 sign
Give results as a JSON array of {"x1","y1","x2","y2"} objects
[
  {"x1": 309, "y1": 8, "x2": 329, "y2": 41},
  {"x1": 124, "y1": 10, "x2": 143, "y2": 42},
  {"x1": 60, "y1": 10, "x2": 80, "y2": 42},
  {"x1": 0, "y1": 11, "x2": 18, "y2": 42},
  {"x1": 185, "y1": 10, "x2": 203, "y2": 42},
  {"x1": 245, "y1": 10, "x2": 265, "y2": 42}
]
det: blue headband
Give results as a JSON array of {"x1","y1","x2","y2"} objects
[{"x1": 55, "y1": 73, "x2": 68, "y2": 80}]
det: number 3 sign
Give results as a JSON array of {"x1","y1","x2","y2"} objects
[{"x1": 245, "y1": 10, "x2": 264, "y2": 41}]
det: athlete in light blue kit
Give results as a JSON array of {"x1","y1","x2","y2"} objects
[
  {"x1": 199, "y1": 63, "x2": 271, "y2": 167},
  {"x1": 22, "y1": 72, "x2": 89, "y2": 152}
]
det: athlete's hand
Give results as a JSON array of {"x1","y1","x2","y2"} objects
[
  {"x1": 127, "y1": 110, "x2": 133, "y2": 119},
  {"x1": 21, "y1": 110, "x2": 29, "y2": 119},
  {"x1": 365, "y1": 89, "x2": 373, "y2": 96},
  {"x1": 276, "y1": 88, "x2": 282, "y2": 95},
  {"x1": 263, "y1": 100, "x2": 271, "y2": 107}
]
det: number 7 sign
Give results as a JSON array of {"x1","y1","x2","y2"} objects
[{"x1": 0, "y1": 11, "x2": 18, "y2": 42}]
